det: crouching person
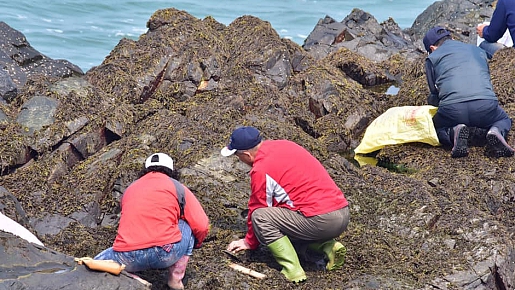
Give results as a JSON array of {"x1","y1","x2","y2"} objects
[
  {"x1": 221, "y1": 126, "x2": 350, "y2": 283},
  {"x1": 94, "y1": 153, "x2": 210, "y2": 290}
]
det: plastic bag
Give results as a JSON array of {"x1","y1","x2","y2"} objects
[{"x1": 354, "y1": 105, "x2": 440, "y2": 155}]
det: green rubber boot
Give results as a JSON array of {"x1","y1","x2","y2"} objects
[
  {"x1": 308, "y1": 239, "x2": 347, "y2": 271},
  {"x1": 267, "y1": 236, "x2": 307, "y2": 283}
]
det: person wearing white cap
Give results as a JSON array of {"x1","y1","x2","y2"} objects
[
  {"x1": 94, "y1": 153, "x2": 210, "y2": 290},
  {"x1": 221, "y1": 126, "x2": 350, "y2": 283}
]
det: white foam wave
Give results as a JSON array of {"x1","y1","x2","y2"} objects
[{"x1": 46, "y1": 29, "x2": 63, "y2": 34}]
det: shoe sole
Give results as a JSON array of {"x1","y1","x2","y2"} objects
[
  {"x1": 486, "y1": 131, "x2": 515, "y2": 157},
  {"x1": 451, "y1": 125, "x2": 469, "y2": 158},
  {"x1": 326, "y1": 242, "x2": 346, "y2": 271},
  {"x1": 282, "y1": 270, "x2": 307, "y2": 283},
  {"x1": 292, "y1": 276, "x2": 307, "y2": 283}
]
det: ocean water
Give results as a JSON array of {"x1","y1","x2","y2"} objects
[{"x1": 2, "y1": 0, "x2": 437, "y2": 72}]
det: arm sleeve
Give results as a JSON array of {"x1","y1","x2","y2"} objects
[
  {"x1": 244, "y1": 170, "x2": 268, "y2": 250},
  {"x1": 182, "y1": 186, "x2": 210, "y2": 248},
  {"x1": 425, "y1": 59, "x2": 440, "y2": 107},
  {"x1": 483, "y1": 0, "x2": 508, "y2": 42}
]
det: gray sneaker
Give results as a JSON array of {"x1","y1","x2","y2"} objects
[
  {"x1": 486, "y1": 127, "x2": 514, "y2": 157},
  {"x1": 451, "y1": 124, "x2": 469, "y2": 158}
]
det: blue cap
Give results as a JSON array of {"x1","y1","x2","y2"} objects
[
  {"x1": 221, "y1": 126, "x2": 262, "y2": 156},
  {"x1": 423, "y1": 26, "x2": 450, "y2": 53}
]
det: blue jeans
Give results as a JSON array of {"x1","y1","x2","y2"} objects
[
  {"x1": 94, "y1": 219, "x2": 195, "y2": 272},
  {"x1": 478, "y1": 40, "x2": 505, "y2": 59}
]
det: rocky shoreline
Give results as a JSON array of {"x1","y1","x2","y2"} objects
[{"x1": 2, "y1": 0, "x2": 515, "y2": 289}]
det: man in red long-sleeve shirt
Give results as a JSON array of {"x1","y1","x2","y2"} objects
[{"x1": 221, "y1": 126, "x2": 350, "y2": 283}]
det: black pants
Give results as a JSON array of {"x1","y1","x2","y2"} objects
[{"x1": 433, "y1": 99, "x2": 512, "y2": 146}]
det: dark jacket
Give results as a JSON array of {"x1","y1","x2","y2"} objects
[
  {"x1": 425, "y1": 40, "x2": 497, "y2": 107},
  {"x1": 482, "y1": 0, "x2": 515, "y2": 46}
]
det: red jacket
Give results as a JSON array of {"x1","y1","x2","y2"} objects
[
  {"x1": 245, "y1": 140, "x2": 348, "y2": 249},
  {"x1": 113, "y1": 172, "x2": 209, "y2": 251}
]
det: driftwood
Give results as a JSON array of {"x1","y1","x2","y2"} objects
[
  {"x1": 123, "y1": 272, "x2": 153, "y2": 288},
  {"x1": 228, "y1": 263, "x2": 266, "y2": 279},
  {"x1": 75, "y1": 257, "x2": 125, "y2": 275}
]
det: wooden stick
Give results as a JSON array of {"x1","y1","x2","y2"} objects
[
  {"x1": 124, "y1": 272, "x2": 152, "y2": 288},
  {"x1": 228, "y1": 263, "x2": 266, "y2": 279}
]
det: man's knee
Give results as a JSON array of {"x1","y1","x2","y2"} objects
[{"x1": 251, "y1": 207, "x2": 273, "y2": 229}]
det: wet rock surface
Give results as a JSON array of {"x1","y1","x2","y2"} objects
[
  {"x1": 1, "y1": 0, "x2": 515, "y2": 289},
  {"x1": 0, "y1": 231, "x2": 149, "y2": 289}
]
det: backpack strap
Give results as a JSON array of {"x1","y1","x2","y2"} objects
[{"x1": 170, "y1": 178, "x2": 186, "y2": 217}]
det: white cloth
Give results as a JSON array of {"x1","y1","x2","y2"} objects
[
  {"x1": 0, "y1": 212, "x2": 44, "y2": 246},
  {"x1": 477, "y1": 21, "x2": 513, "y2": 46}
]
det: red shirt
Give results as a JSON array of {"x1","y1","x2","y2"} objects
[
  {"x1": 245, "y1": 140, "x2": 349, "y2": 249},
  {"x1": 113, "y1": 172, "x2": 209, "y2": 251}
]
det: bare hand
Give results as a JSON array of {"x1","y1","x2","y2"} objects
[
  {"x1": 227, "y1": 238, "x2": 251, "y2": 253},
  {"x1": 477, "y1": 23, "x2": 487, "y2": 38}
]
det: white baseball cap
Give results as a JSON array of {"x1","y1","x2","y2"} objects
[{"x1": 145, "y1": 153, "x2": 174, "y2": 170}]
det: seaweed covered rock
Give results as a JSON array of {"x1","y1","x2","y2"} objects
[{"x1": 1, "y1": 1, "x2": 515, "y2": 290}]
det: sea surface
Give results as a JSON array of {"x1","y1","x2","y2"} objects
[{"x1": 2, "y1": 0, "x2": 437, "y2": 72}]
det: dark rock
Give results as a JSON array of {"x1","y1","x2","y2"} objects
[
  {"x1": 65, "y1": 116, "x2": 89, "y2": 135},
  {"x1": 68, "y1": 128, "x2": 108, "y2": 159},
  {"x1": 16, "y1": 96, "x2": 59, "y2": 135},
  {"x1": 1, "y1": 1, "x2": 515, "y2": 289},
  {"x1": 303, "y1": 15, "x2": 346, "y2": 52},
  {"x1": 303, "y1": 10, "x2": 421, "y2": 62},
  {"x1": 67, "y1": 201, "x2": 102, "y2": 229},
  {"x1": 0, "y1": 21, "x2": 84, "y2": 100},
  {"x1": 409, "y1": 0, "x2": 496, "y2": 46},
  {"x1": 0, "y1": 107, "x2": 9, "y2": 128},
  {"x1": 0, "y1": 68, "x2": 16, "y2": 102},
  {"x1": 46, "y1": 142, "x2": 83, "y2": 182},
  {"x1": 0, "y1": 231, "x2": 150, "y2": 289},
  {"x1": 31, "y1": 213, "x2": 75, "y2": 236},
  {"x1": 27, "y1": 58, "x2": 83, "y2": 79},
  {"x1": 0, "y1": 186, "x2": 30, "y2": 229}
]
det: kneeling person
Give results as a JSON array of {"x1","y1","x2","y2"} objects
[
  {"x1": 423, "y1": 26, "x2": 514, "y2": 158},
  {"x1": 94, "y1": 153, "x2": 210, "y2": 290}
]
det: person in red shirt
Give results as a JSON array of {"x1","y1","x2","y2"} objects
[
  {"x1": 94, "y1": 153, "x2": 210, "y2": 290},
  {"x1": 221, "y1": 126, "x2": 350, "y2": 283}
]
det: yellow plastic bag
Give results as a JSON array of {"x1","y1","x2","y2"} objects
[{"x1": 354, "y1": 105, "x2": 440, "y2": 155}]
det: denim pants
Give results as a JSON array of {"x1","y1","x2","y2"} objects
[
  {"x1": 94, "y1": 219, "x2": 195, "y2": 272},
  {"x1": 479, "y1": 40, "x2": 505, "y2": 59}
]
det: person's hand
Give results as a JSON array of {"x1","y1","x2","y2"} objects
[
  {"x1": 477, "y1": 23, "x2": 487, "y2": 38},
  {"x1": 227, "y1": 238, "x2": 251, "y2": 253}
]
